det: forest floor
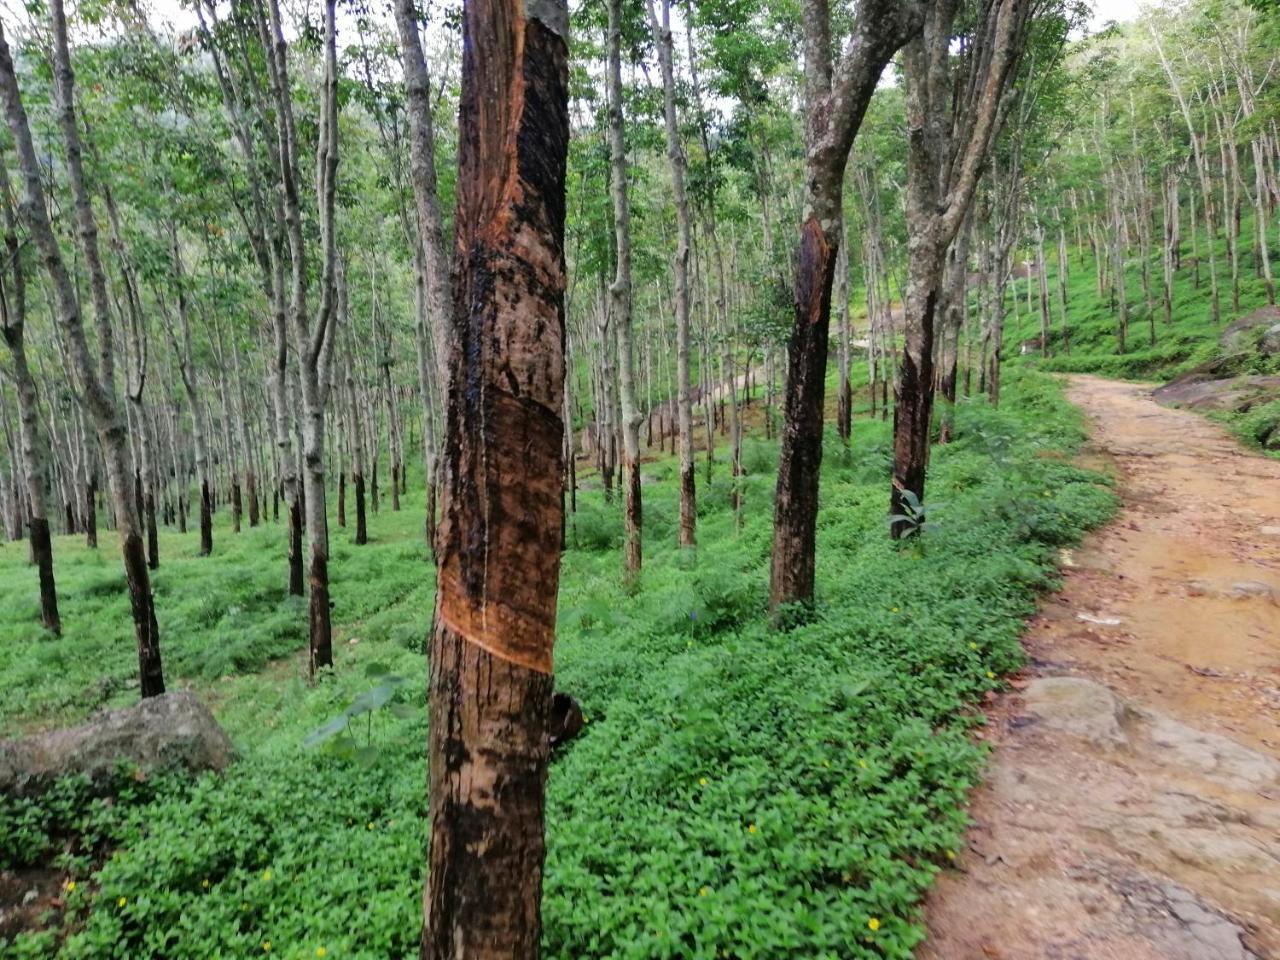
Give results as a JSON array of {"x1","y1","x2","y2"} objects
[{"x1": 920, "y1": 374, "x2": 1280, "y2": 960}]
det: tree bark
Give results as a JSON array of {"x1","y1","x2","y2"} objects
[{"x1": 420, "y1": 0, "x2": 569, "y2": 953}]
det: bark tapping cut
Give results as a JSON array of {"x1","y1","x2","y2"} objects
[
  {"x1": 420, "y1": 0, "x2": 569, "y2": 956},
  {"x1": 769, "y1": 215, "x2": 834, "y2": 615}
]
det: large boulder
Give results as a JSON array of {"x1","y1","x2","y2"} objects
[
  {"x1": 1152, "y1": 367, "x2": 1280, "y2": 412},
  {"x1": 1220, "y1": 305, "x2": 1280, "y2": 355},
  {"x1": 0, "y1": 692, "x2": 235, "y2": 795}
]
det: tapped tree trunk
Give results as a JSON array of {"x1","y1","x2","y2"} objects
[
  {"x1": 420, "y1": 0, "x2": 569, "y2": 953},
  {"x1": 768, "y1": 0, "x2": 921, "y2": 612}
]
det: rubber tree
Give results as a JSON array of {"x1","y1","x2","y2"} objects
[
  {"x1": 419, "y1": 0, "x2": 570, "y2": 952},
  {"x1": 0, "y1": 9, "x2": 164, "y2": 695},
  {"x1": 0, "y1": 161, "x2": 60, "y2": 635},
  {"x1": 394, "y1": 0, "x2": 453, "y2": 551},
  {"x1": 891, "y1": 0, "x2": 1036, "y2": 537},
  {"x1": 768, "y1": 0, "x2": 925, "y2": 613},
  {"x1": 607, "y1": 0, "x2": 642, "y2": 582},
  {"x1": 646, "y1": 0, "x2": 696, "y2": 548},
  {"x1": 260, "y1": 0, "x2": 342, "y2": 676}
]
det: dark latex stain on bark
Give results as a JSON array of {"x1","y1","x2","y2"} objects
[
  {"x1": 423, "y1": 8, "x2": 569, "y2": 960},
  {"x1": 30, "y1": 516, "x2": 60, "y2": 635},
  {"x1": 288, "y1": 499, "x2": 304, "y2": 596},
  {"x1": 769, "y1": 215, "x2": 835, "y2": 614},
  {"x1": 122, "y1": 531, "x2": 164, "y2": 697},
  {"x1": 890, "y1": 288, "x2": 936, "y2": 538},
  {"x1": 354, "y1": 473, "x2": 367, "y2": 544},
  {"x1": 308, "y1": 551, "x2": 332, "y2": 675},
  {"x1": 199, "y1": 479, "x2": 212, "y2": 556}
]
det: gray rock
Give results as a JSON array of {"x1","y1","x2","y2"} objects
[
  {"x1": 1219, "y1": 305, "x2": 1280, "y2": 354},
  {"x1": 1022, "y1": 677, "x2": 1130, "y2": 747},
  {"x1": 1263, "y1": 323, "x2": 1280, "y2": 356},
  {"x1": 1187, "y1": 578, "x2": 1278, "y2": 603},
  {"x1": 0, "y1": 692, "x2": 235, "y2": 795},
  {"x1": 1152, "y1": 373, "x2": 1280, "y2": 413}
]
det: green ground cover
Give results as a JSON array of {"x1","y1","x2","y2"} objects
[{"x1": 0, "y1": 368, "x2": 1115, "y2": 959}]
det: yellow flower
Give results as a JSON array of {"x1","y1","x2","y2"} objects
[
  {"x1": 968, "y1": 642, "x2": 978, "y2": 650},
  {"x1": 890, "y1": 606, "x2": 899, "y2": 613},
  {"x1": 946, "y1": 850, "x2": 956, "y2": 860},
  {"x1": 868, "y1": 918, "x2": 881, "y2": 932},
  {"x1": 986, "y1": 671, "x2": 995, "y2": 679},
  {"x1": 316, "y1": 950, "x2": 327, "y2": 958},
  {"x1": 202, "y1": 879, "x2": 210, "y2": 889},
  {"x1": 367, "y1": 822, "x2": 375, "y2": 830},
  {"x1": 698, "y1": 887, "x2": 710, "y2": 897},
  {"x1": 262, "y1": 870, "x2": 273, "y2": 881},
  {"x1": 747, "y1": 823, "x2": 757, "y2": 834},
  {"x1": 117, "y1": 897, "x2": 127, "y2": 908},
  {"x1": 698, "y1": 777, "x2": 708, "y2": 787},
  {"x1": 262, "y1": 941, "x2": 271, "y2": 952},
  {"x1": 65, "y1": 881, "x2": 76, "y2": 893},
  {"x1": 858, "y1": 759, "x2": 868, "y2": 770}
]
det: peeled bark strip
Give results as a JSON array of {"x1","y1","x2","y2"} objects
[{"x1": 421, "y1": 0, "x2": 569, "y2": 954}]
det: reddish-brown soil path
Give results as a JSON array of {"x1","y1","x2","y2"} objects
[{"x1": 920, "y1": 374, "x2": 1280, "y2": 960}]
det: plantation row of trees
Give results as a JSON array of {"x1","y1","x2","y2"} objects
[{"x1": 0, "y1": 0, "x2": 1276, "y2": 952}]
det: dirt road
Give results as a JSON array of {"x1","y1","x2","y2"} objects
[{"x1": 920, "y1": 375, "x2": 1280, "y2": 960}]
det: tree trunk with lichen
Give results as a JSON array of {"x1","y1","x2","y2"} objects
[{"x1": 420, "y1": 0, "x2": 569, "y2": 953}]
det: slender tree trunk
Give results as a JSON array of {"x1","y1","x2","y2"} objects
[
  {"x1": 647, "y1": 0, "x2": 695, "y2": 548},
  {"x1": 607, "y1": 0, "x2": 641, "y2": 584}
]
